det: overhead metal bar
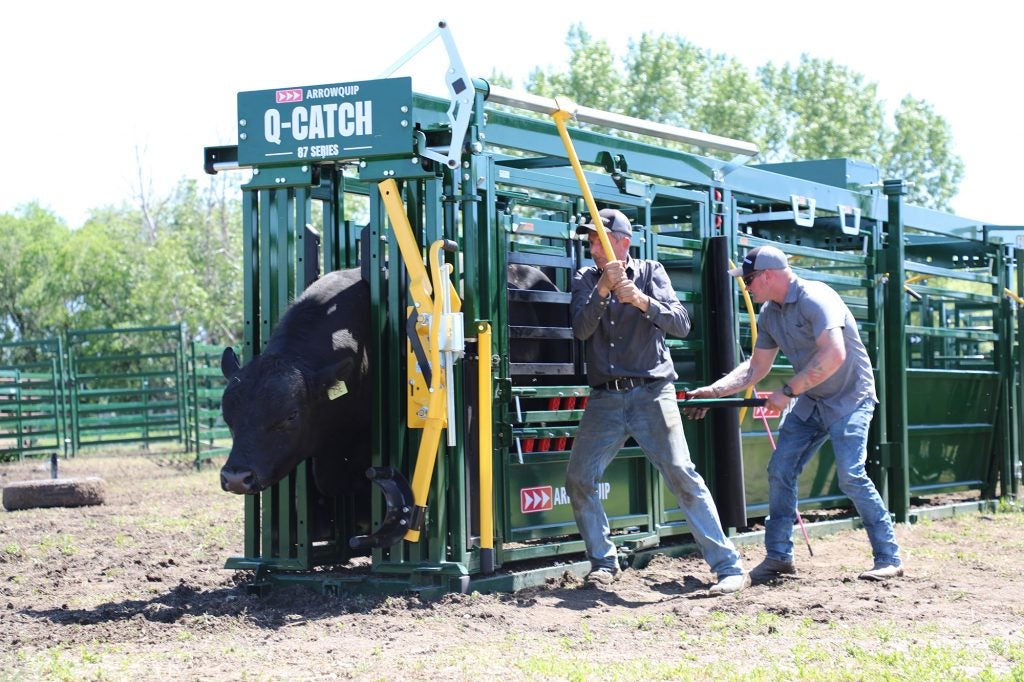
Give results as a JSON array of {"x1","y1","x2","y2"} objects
[{"x1": 484, "y1": 84, "x2": 760, "y2": 158}]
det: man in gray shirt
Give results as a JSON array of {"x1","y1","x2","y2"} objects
[
  {"x1": 686, "y1": 245, "x2": 902, "y2": 582},
  {"x1": 567, "y1": 208, "x2": 748, "y2": 595}
]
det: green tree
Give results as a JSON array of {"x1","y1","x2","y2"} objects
[
  {"x1": 528, "y1": 25, "x2": 626, "y2": 113},
  {"x1": 759, "y1": 55, "x2": 889, "y2": 163},
  {"x1": 527, "y1": 28, "x2": 777, "y2": 159},
  {"x1": 0, "y1": 173, "x2": 244, "y2": 350},
  {"x1": 47, "y1": 207, "x2": 144, "y2": 333},
  {"x1": 137, "y1": 176, "x2": 243, "y2": 346},
  {"x1": 884, "y1": 96, "x2": 964, "y2": 211},
  {"x1": 0, "y1": 204, "x2": 69, "y2": 343},
  {"x1": 525, "y1": 28, "x2": 963, "y2": 209}
]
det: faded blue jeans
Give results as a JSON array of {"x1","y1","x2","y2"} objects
[
  {"x1": 765, "y1": 399, "x2": 901, "y2": 567},
  {"x1": 566, "y1": 380, "x2": 744, "y2": 577}
]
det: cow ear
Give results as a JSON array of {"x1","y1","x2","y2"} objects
[
  {"x1": 317, "y1": 357, "x2": 355, "y2": 400},
  {"x1": 221, "y1": 347, "x2": 241, "y2": 379}
]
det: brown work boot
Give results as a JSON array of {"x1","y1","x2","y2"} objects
[
  {"x1": 749, "y1": 557, "x2": 797, "y2": 582},
  {"x1": 584, "y1": 566, "x2": 620, "y2": 586},
  {"x1": 858, "y1": 562, "x2": 904, "y2": 581}
]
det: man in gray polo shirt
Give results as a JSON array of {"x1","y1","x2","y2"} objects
[
  {"x1": 567, "y1": 208, "x2": 748, "y2": 595},
  {"x1": 686, "y1": 245, "x2": 902, "y2": 582}
]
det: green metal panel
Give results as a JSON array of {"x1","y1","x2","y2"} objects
[
  {"x1": 905, "y1": 370, "x2": 996, "y2": 490},
  {"x1": 507, "y1": 455, "x2": 648, "y2": 541}
]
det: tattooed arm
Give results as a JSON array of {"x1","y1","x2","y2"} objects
[
  {"x1": 788, "y1": 327, "x2": 846, "y2": 395},
  {"x1": 683, "y1": 346, "x2": 777, "y2": 419}
]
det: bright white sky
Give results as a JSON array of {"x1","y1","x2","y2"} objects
[{"x1": 2, "y1": 0, "x2": 1021, "y2": 227}]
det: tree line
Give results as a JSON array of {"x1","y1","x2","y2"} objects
[
  {"x1": 0, "y1": 176, "x2": 243, "y2": 350},
  {"x1": 1, "y1": 26, "x2": 964, "y2": 349},
  {"x1": 517, "y1": 26, "x2": 962, "y2": 210}
]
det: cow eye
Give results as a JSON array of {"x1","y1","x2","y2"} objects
[{"x1": 270, "y1": 411, "x2": 299, "y2": 432}]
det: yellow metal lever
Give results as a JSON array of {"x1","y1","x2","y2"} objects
[
  {"x1": 551, "y1": 97, "x2": 616, "y2": 261},
  {"x1": 377, "y1": 179, "x2": 463, "y2": 543}
]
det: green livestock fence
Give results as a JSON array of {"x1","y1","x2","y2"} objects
[
  {"x1": 0, "y1": 338, "x2": 68, "y2": 462},
  {"x1": 189, "y1": 342, "x2": 234, "y2": 467},
  {"x1": 66, "y1": 326, "x2": 188, "y2": 451},
  {"x1": 0, "y1": 326, "x2": 238, "y2": 463}
]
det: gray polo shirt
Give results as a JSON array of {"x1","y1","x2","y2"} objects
[
  {"x1": 571, "y1": 257, "x2": 691, "y2": 387},
  {"x1": 755, "y1": 277, "x2": 877, "y2": 423}
]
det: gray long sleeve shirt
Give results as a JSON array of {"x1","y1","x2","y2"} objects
[{"x1": 571, "y1": 258, "x2": 691, "y2": 387}]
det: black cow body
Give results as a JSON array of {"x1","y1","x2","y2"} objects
[
  {"x1": 219, "y1": 264, "x2": 563, "y2": 498},
  {"x1": 506, "y1": 264, "x2": 564, "y2": 364},
  {"x1": 220, "y1": 268, "x2": 371, "y2": 497}
]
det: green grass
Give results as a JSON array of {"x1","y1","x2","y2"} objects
[{"x1": 38, "y1": 533, "x2": 77, "y2": 557}]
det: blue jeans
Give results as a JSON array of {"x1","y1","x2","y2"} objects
[
  {"x1": 765, "y1": 399, "x2": 900, "y2": 567},
  {"x1": 566, "y1": 380, "x2": 743, "y2": 577}
]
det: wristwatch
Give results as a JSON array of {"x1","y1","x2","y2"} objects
[{"x1": 782, "y1": 384, "x2": 796, "y2": 398}]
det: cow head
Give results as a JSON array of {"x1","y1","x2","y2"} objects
[{"x1": 218, "y1": 347, "x2": 356, "y2": 494}]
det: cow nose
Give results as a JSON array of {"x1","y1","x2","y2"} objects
[{"x1": 221, "y1": 468, "x2": 257, "y2": 494}]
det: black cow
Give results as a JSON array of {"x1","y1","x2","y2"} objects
[
  {"x1": 219, "y1": 268, "x2": 371, "y2": 497},
  {"x1": 220, "y1": 264, "x2": 564, "y2": 498},
  {"x1": 507, "y1": 263, "x2": 565, "y2": 364}
]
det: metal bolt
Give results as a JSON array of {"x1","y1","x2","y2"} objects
[
  {"x1": 411, "y1": 157, "x2": 419, "y2": 164},
  {"x1": 401, "y1": 106, "x2": 409, "y2": 113},
  {"x1": 401, "y1": 120, "x2": 409, "y2": 127},
  {"x1": 471, "y1": 142, "x2": 483, "y2": 153},
  {"x1": 253, "y1": 169, "x2": 260, "y2": 175},
  {"x1": 239, "y1": 119, "x2": 247, "y2": 127},
  {"x1": 301, "y1": 165, "x2": 308, "y2": 172},
  {"x1": 360, "y1": 161, "x2": 367, "y2": 168},
  {"x1": 239, "y1": 133, "x2": 248, "y2": 140}
]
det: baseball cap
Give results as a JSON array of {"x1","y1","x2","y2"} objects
[
  {"x1": 726, "y1": 245, "x2": 789, "y2": 277},
  {"x1": 575, "y1": 208, "x2": 632, "y2": 237}
]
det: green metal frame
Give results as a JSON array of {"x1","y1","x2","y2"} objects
[{"x1": 210, "y1": 78, "x2": 1022, "y2": 594}]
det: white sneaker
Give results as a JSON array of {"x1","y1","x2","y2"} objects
[
  {"x1": 858, "y1": 563, "x2": 904, "y2": 581},
  {"x1": 708, "y1": 572, "x2": 751, "y2": 596}
]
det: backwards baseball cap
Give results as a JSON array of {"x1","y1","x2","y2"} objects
[
  {"x1": 726, "y1": 245, "x2": 789, "y2": 278},
  {"x1": 575, "y1": 208, "x2": 632, "y2": 237}
]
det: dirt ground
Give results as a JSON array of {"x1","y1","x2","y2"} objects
[{"x1": 1, "y1": 450, "x2": 1023, "y2": 681}]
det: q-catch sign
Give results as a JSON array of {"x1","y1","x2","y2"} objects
[{"x1": 236, "y1": 77, "x2": 415, "y2": 166}]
